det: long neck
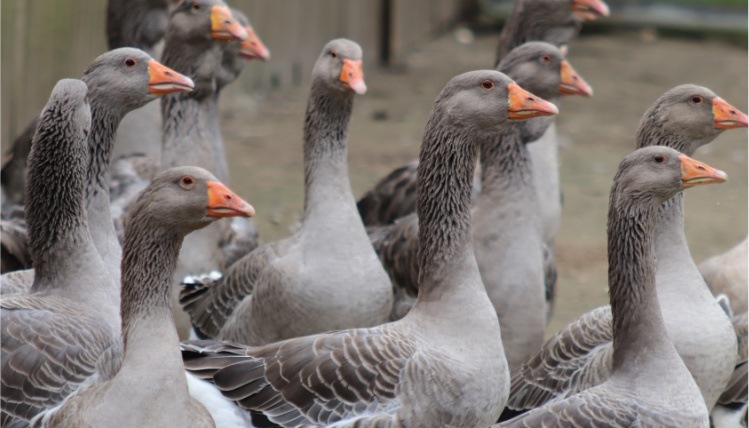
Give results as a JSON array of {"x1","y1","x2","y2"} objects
[
  {"x1": 415, "y1": 119, "x2": 489, "y2": 298},
  {"x1": 27, "y1": 128, "x2": 89, "y2": 290},
  {"x1": 608, "y1": 189, "x2": 672, "y2": 372},
  {"x1": 302, "y1": 86, "x2": 356, "y2": 220},
  {"x1": 120, "y1": 218, "x2": 183, "y2": 346},
  {"x1": 84, "y1": 99, "x2": 125, "y2": 280},
  {"x1": 478, "y1": 125, "x2": 534, "y2": 197},
  {"x1": 160, "y1": 42, "x2": 228, "y2": 182}
]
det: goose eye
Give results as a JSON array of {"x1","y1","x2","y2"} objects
[
  {"x1": 330, "y1": 50, "x2": 337, "y2": 58},
  {"x1": 690, "y1": 95, "x2": 702, "y2": 104},
  {"x1": 181, "y1": 176, "x2": 195, "y2": 188},
  {"x1": 125, "y1": 58, "x2": 136, "y2": 67},
  {"x1": 481, "y1": 80, "x2": 494, "y2": 90},
  {"x1": 191, "y1": 2, "x2": 201, "y2": 11},
  {"x1": 541, "y1": 55, "x2": 551, "y2": 63},
  {"x1": 653, "y1": 155, "x2": 666, "y2": 164}
]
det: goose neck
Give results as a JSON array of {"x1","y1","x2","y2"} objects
[
  {"x1": 302, "y1": 88, "x2": 355, "y2": 218},
  {"x1": 414, "y1": 124, "x2": 489, "y2": 297},
  {"x1": 478, "y1": 125, "x2": 534, "y2": 197},
  {"x1": 120, "y1": 220, "x2": 182, "y2": 345},
  {"x1": 608, "y1": 191, "x2": 671, "y2": 372}
]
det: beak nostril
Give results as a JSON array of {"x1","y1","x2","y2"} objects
[
  {"x1": 731, "y1": 110, "x2": 736, "y2": 114},
  {"x1": 165, "y1": 71, "x2": 173, "y2": 76},
  {"x1": 697, "y1": 166, "x2": 706, "y2": 171},
  {"x1": 225, "y1": 194, "x2": 232, "y2": 200}
]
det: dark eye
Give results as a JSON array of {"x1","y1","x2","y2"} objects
[
  {"x1": 191, "y1": 2, "x2": 201, "y2": 11},
  {"x1": 125, "y1": 58, "x2": 136, "y2": 67},
  {"x1": 540, "y1": 55, "x2": 551, "y2": 63},
  {"x1": 330, "y1": 50, "x2": 337, "y2": 58},
  {"x1": 181, "y1": 176, "x2": 195, "y2": 187},
  {"x1": 690, "y1": 95, "x2": 702, "y2": 104},
  {"x1": 654, "y1": 155, "x2": 666, "y2": 164},
  {"x1": 481, "y1": 80, "x2": 494, "y2": 90}
]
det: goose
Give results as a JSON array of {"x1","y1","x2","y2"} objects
[
  {"x1": 496, "y1": 146, "x2": 724, "y2": 427},
  {"x1": 180, "y1": 70, "x2": 559, "y2": 428},
  {"x1": 355, "y1": 0, "x2": 609, "y2": 228},
  {"x1": 179, "y1": 38, "x2": 394, "y2": 345},
  {"x1": 0, "y1": 48, "x2": 194, "y2": 298},
  {"x1": 30, "y1": 167, "x2": 254, "y2": 428},
  {"x1": 700, "y1": 236, "x2": 748, "y2": 314},
  {"x1": 503, "y1": 85, "x2": 747, "y2": 418},
  {"x1": 368, "y1": 42, "x2": 589, "y2": 372},
  {"x1": 1, "y1": 79, "x2": 115, "y2": 426}
]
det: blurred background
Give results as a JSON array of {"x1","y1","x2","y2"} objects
[{"x1": 2, "y1": 0, "x2": 747, "y2": 334}]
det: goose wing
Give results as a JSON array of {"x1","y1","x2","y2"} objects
[
  {"x1": 1, "y1": 295, "x2": 118, "y2": 423},
  {"x1": 179, "y1": 241, "x2": 287, "y2": 340},
  {"x1": 503, "y1": 305, "x2": 614, "y2": 417},
  {"x1": 182, "y1": 326, "x2": 425, "y2": 427}
]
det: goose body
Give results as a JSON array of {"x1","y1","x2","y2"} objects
[
  {"x1": 181, "y1": 70, "x2": 559, "y2": 427},
  {"x1": 0, "y1": 49, "x2": 194, "y2": 426},
  {"x1": 180, "y1": 39, "x2": 392, "y2": 345},
  {"x1": 504, "y1": 85, "x2": 747, "y2": 417},
  {"x1": 700, "y1": 237, "x2": 748, "y2": 315},
  {"x1": 1, "y1": 79, "x2": 121, "y2": 426},
  {"x1": 498, "y1": 146, "x2": 723, "y2": 428},
  {"x1": 367, "y1": 43, "x2": 589, "y2": 370},
  {"x1": 31, "y1": 166, "x2": 255, "y2": 428}
]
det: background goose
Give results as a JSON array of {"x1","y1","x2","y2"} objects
[
  {"x1": 31, "y1": 167, "x2": 254, "y2": 428},
  {"x1": 1, "y1": 79, "x2": 121, "y2": 427},
  {"x1": 0, "y1": 48, "x2": 194, "y2": 297},
  {"x1": 180, "y1": 38, "x2": 393, "y2": 345},
  {"x1": 355, "y1": 0, "x2": 608, "y2": 229},
  {"x1": 502, "y1": 85, "x2": 747, "y2": 419},
  {"x1": 108, "y1": 6, "x2": 270, "y2": 268},
  {"x1": 497, "y1": 146, "x2": 723, "y2": 428},
  {"x1": 146, "y1": 0, "x2": 250, "y2": 339},
  {"x1": 700, "y1": 237, "x2": 748, "y2": 315},
  {"x1": 368, "y1": 43, "x2": 588, "y2": 370},
  {"x1": 180, "y1": 70, "x2": 558, "y2": 428}
]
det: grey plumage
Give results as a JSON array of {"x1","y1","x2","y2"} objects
[
  {"x1": 181, "y1": 69, "x2": 541, "y2": 427},
  {"x1": 367, "y1": 43, "x2": 570, "y2": 364},
  {"x1": 1, "y1": 79, "x2": 122, "y2": 426},
  {"x1": 32, "y1": 166, "x2": 250, "y2": 427},
  {"x1": 498, "y1": 146, "x2": 714, "y2": 428},
  {"x1": 503, "y1": 85, "x2": 743, "y2": 417},
  {"x1": 180, "y1": 39, "x2": 392, "y2": 346}
]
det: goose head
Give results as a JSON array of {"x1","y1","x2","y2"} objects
[
  {"x1": 615, "y1": 146, "x2": 727, "y2": 207},
  {"x1": 312, "y1": 38, "x2": 367, "y2": 96},
  {"x1": 82, "y1": 47, "x2": 194, "y2": 113},
  {"x1": 168, "y1": 0, "x2": 248, "y2": 45},
  {"x1": 498, "y1": 41, "x2": 592, "y2": 101},
  {"x1": 128, "y1": 166, "x2": 254, "y2": 235},
  {"x1": 636, "y1": 84, "x2": 748, "y2": 154},
  {"x1": 433, "y1": 70, "x2": 559, "y2": 138}
]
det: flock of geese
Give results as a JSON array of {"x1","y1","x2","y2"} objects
[{"x1": 0, "y1": 0, "x2": 746, "y2": 427}]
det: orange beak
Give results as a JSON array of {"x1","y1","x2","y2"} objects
[
  {"x1": 573, "y1": 0, "x2": 610, "y2": 20},
  {"x1": 713, "y1": 98, "x2": 748, "y2": 130},
  {"x1": 148, "y1": 60, "x2": 195, "y2": 95},
  {"x1": 238, "y1": 26, "x2": 270, "y2": 61},
  {"x1": 211, "y1": 5, "x2": 249, "y2": 41},
  {"x1": 339, "y1": 59, "x2": 367, "y2": 95},
  {"x1": 206, "y1": 181, "x2": 255, "y2": 218},
  {"x1": 679, "y1": 154, "x2": 728, "y2": 188},
  {"x1": 507, "y1": 83, "x2": 559, "y2": 120},
  {"x1": 559, "y1": 60, "x2": 593, "y2": 97}
]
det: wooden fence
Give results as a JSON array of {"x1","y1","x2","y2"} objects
[{"x1": 1, "y1": 0, "x2": 460, "y2": 153}]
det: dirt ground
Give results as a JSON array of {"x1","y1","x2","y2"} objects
[{"x1": 218, "y1": 30, "x2": 748, "y2": 335}]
